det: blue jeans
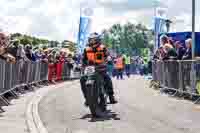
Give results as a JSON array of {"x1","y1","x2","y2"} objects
[
  {"x1": 116, "y1": 69, "x2": 123, "y2": 80},
  {"x1": 107, "y1": 65, "x2": 113, "y2": 77},
  {"x1": 125, "y1": 64, "x2": 131, "y2": 77}
]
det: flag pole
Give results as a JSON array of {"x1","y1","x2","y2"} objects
[
  {"x1": 154, "y1": 1, "x2": 157, "y2": 53},
  {"x1": 77, "y1": 7, "x2": 82, "y2": 54}
]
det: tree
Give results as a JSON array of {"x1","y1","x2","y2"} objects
[
  {"x1": 10, "y1": 33, "x2": 77, "y2": 52},
  {"x1": 102, "y1": 30, "x2": 113, "y2": 48},
  {"x1": 62, "y1": 40, "x2": 76, "y2": 52},
  {"x1": 20, "y1": 37, "x2": 32, "y2": 45},
  {"x1": 32, "y1": 37, "x2": 41, "y2": 46},
  {"x1": 40, "y1": 39, "x2": 49, "y2": 44},
  {"x1": 10, "y1": 33, "x2": 22, "y2": 39},
  {"x1": 101, "y1": 22, "x2": 154, "y2": 55}
]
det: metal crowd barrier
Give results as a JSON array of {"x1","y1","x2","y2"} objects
[
  {"x1": 0, "y1": 59, "x2": 49, "y2": 96},
  {"x1": 0, "y1": 59, "x2": 6, "y2": 94},
  {"x1": 0, "y1": 58, "x2": 80, "y2": 97},
  {"x1": 40, "y1": 62, "x2": 48, "y2": 81},
  {"x1": 0, "y1": 59, "x2": 80, "y2": 110},
  {"x1": 62, "y1": 63, "x2": 71, "y2": 80},
  {"x1": 152, "y1": 60, "x2": 200, "y2": 103}
]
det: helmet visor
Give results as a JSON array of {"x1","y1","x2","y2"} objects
[{"x1": 89, "y1": 38, "x2": 96, "y2": 44}]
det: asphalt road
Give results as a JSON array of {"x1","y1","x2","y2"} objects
[{"x1": 39, "y1": 76, "x2": 200, "y2": 133}]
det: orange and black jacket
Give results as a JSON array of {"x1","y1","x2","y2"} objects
[{"x1": 82, "y1": 44, "x2": 108, "y2": 66}]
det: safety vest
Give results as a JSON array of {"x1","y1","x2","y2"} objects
[
  {"x1": 85, "y1": 45, "x2": 105, "y2": 64},
  {"x1": 125, "y1": 56, "x2": 131, "y2": 65},
  {"x1": 115, "y1": 57, "x2": 124, "y2": 69}
]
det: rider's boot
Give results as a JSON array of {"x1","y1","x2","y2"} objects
[
  {"x1": 84, "y1": 101, "x2": 89, "y2": 107},
  {"x1": 99, "y1": 94, "x2": 107, "y2": 112},
  {"x1": 109, "y1": 95, "x2": 118, "y2": 104}
]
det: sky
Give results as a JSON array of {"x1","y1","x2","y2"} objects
[{"x1": 0, "y1": 0, "x2": 199, "y2": 41}]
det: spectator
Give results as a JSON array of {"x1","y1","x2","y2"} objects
[
  {"x1": 34, "y1": 49, "x2": 42, "y2": 61},
  {"x1": 157, "y1": 35, "x2": 169, "y2": 59},
  {"x1": 124, "y1": 54, "x2": 131, "y2": 77},
  {"x1": 25, "y1": 45, "x2": 33, "y2": 61},
  {"x1": 0, "y1": 46, "x2": 6, "y2": 60},
  {"x1": 55, "y1": 53, "x2": 63, "y2": 81},
  {"x1": 16, "y1": 44, "x2": 28, "y2": 61},
  {"x1": 153, "y1": 49, "x2": 161, "y2": 60},
  {"x1": 137, "y1": 57, "x2": 145, "y2": 75},
  {"x1": 0, "y1": 32, "x2": 8, "y2": 48},
  {"x1": 175, "y1": 41, "x2": 186, "y2": 60},
  {"x1": 0, "y1": 37, "x2": 7, "y2": 60},
  {"x1": 107, "y1": 55, "x2": 114, "y2": 77},
  {"x1": 182, "y1": 38, "x2": 192, "y2": 60},
  {"x1": 160, "y1": 34, "x2": 169, "y2": 47},
  {"x1": 41, "y1": 50, "x2": 48, "y2": 63},
  {"x1": 0, "y1": 35, "x2": 16, "y2": 63},
  {"x1": 66, "y1": 54, "x2": 74, "y2": 66},
  {"x1": 168, "y1": 38, "x2": 175, "y2": 48},
  {"x1": 147, "y1": 60, "x2": 152, "y2": 74},
  {"x1": 114, "y1": 54, "x2": 124, "y2": 80},
  {"x1": 163, "y1": 43, "x2": 177, "y2": 60},
  {"x1": 7, "y1": 39, "x2": 20, "y2": 58}
]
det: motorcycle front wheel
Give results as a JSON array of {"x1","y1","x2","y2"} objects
[{"x1": 86, "y1": 83, "x2": 100, "y2": 117}]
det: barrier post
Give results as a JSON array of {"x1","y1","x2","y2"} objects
[
  {"x1": 178, "y1": 61, "x2": 183, "y2": 95},
  {"x1": 191, "y1": 61, "x2": 197, "y2": 94}
]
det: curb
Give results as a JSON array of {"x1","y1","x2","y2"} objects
[{"x1": 26, "y1": 81, "x2": 78, "y2": 133}]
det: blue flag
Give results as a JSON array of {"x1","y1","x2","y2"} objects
[{"x1": 77, "y1": 8, "x2": 93, "y2": 54}]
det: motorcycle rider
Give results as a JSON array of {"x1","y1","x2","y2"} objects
[{"x1": 80, "y1": 32, "x2": 118, "y2": 106}]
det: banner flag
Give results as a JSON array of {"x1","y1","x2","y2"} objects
[{"x1": 77, "y1": 7, "x2": 93, "y2": 54}]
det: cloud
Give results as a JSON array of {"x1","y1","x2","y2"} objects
[
  {"x1": 160, "y1": 0, "x2": 196, "y2": 32},
  {"x1": 0, "y1": 0, "x2": 81, "y2": 41},
  {"x1": 97, "y1": 0, "x2": 164, "y2": 13},
  {"x1": 0, "y1": 0, "x2": 199, "y2": 42}
]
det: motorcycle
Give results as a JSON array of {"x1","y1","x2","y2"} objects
[{"x1": 83, "y1": 65, "x2": 107, "y2": 117}]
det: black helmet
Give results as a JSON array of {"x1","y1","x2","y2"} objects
[
  {"x1": 88, "y1": 32, "x2": 101, "y2": 44},
  {"x1": 88, "y1": 32, "x2": 100, "y2": 39}
]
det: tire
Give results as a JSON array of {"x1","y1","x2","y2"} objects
[
  {"x1": 86, "y1": 75, "x2": 107, "y2": 117},
  {"x1": 86, "y1": 83, "x2": 99, "y2": 117},
  {"x1": 99, "y1": 80, "x2": 107, "y2": 112}
]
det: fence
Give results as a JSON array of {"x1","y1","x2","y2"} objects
[
  {"x1": 0, "y1": 59, "x2": 78, "y2": 96},
  {"x1": 152, "y1": 60, "x2": 200, "y2": 103}
]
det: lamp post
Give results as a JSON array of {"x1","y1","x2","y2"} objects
[
  {"x1": 191, "y1": 0, "x2": 196, "y2": 94},
  {"x1": 153, "y1": 1, "x2": 158, "y2": 53},
  {"x1": 165, "y1": 19, "x2": 172, "y2": 32},
  {"x1": 192, "y1": 0, "x2": 195, "y2": 59}
]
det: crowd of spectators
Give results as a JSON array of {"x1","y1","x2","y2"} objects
[
  {"x1": 153, "y1": 35, "x2": 192, "y2": 61},
  {"x1": 0, "y1": 33, "x2": 75, "y2": 65},
  {"x1": 0, "y1": 32, "x2": 78, "y2": 83}
]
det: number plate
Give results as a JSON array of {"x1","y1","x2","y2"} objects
[{"x1": 84, "y1": 66, "x2": 95, "y2": 75}]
